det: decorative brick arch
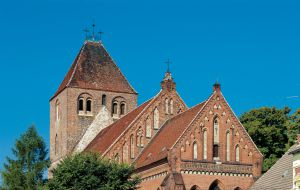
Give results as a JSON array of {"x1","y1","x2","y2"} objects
[
  {"x1": 208, "y1": 179, "x2": 225, "y2": 190},
  {"x1": 190, "y1": 185, "x2": 201, "y2": 190}
]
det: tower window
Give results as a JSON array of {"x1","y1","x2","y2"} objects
[
  {"x1": 78, "y1": 99, "x2": 84, "y2": 111},
  {"x1": 213, "y1": 144, "x2": 219, "y2": 158},
  {"x1": 236, "y1": 145, "x2": 240, "y2": 162},
  {"x1": 102, "y1": 94, "x2": 107, "y2": 106},
  {"x1": 120, "y1": 103, "x2": 126, "y2": 115},
  {"x1": 112, "y1": 102, "x2": 118, "y2": 114},
  {"x1": 86, "y1": 99, "x2": 92, "y2": 112},
  {"x1": 193, "y1": 142, "x2": 198, "y2": 159},
  {"x1": 203, "y1": 130, "x2": 207, "y2": 159}
]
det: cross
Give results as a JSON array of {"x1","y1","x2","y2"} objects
[
  {"x1": 83, "y1": 28, "x2": 90, "y2": 40},
  {"x1": 165, "y1": 59, "x2": 171, "y2": 72},
  {"x1": 92, "y1": 21, "x2": 96, "y2": 41},
  {"x1": 98, "y1": 31, "x2": 104, "y2": 41}
]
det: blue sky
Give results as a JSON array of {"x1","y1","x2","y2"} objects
[{"x1": 1, "y1": 0, "x2": 300, "y2": 179}]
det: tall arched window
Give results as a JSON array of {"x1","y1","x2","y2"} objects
[
  {"x1": 78, "y1": 98, "x2": 84, "y2": 112},
  {"x1": 226, "y1": 131, "x2": 231, "y2": 161},
  {"x1": 112, "y1": 102, "x2": 118, "y2": 115},
  {"x1": 86, "y1": 99, "x2": 92, "y2": 112},
  {"x1": 56, "y1": 101, "x2": 60, "y2": 122},
  {"x1": 55, "y1": 134, "x2": 58, "y2": 156},
  {"x1": 165, "y1": 98, "x2": 169, "y2": 114},
  {"x1": 122, "y1": 143, "x2": 128, "y2": 163},
  {"x1": 170, "y1": 99, "x2": 174, "y2": 114},
  {"x1": 236, "y1": 145, "x2": 240, "y2": 162},
  {"x1": 115, "y1": 153, "x2": 120, "y2": 163},
  {"x1": 213, "y1": 118, "x2": 219, "y2": 158},
  {"x1": 130, "y1": 135, "x2": 134, "y2": 159},
  {"x1": 193, "y1": 142, "x2": 198, "y2": 159},
  {"x1": 154, "y1": 107, "x2": 159, "y2": 129},
  {"x1": 203, "y1": 130, "x2": 207, "y2": 159},
  {"x1": 102, "y1": 94, "x2": 107, "y2": 106},
  {"x1": 146, "y1": 117, "x2": 151, "y2": 138},
  {"x1": 120, "y1": 103, "x2": 126, "y2": 115},
  {"x1": 136, "y1": 127, "x2": 143, "y2": 147}
]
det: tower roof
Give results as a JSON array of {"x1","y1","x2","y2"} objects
[{"x1": 51, "y1": 41, "x2": 137, "y2": 100}]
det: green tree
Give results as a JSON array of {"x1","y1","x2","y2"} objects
[
  {"x1": 286, "y1": 109, "x2": 300, "y2": 148},
  {"x1": 46, "y1": 152, "x2": 141, "y2": 190},
  {"x1": 240, "y1": 106, "x2": 291, "y2": 172},
  {"x1": 1, "y1": 125, "x2": 50, "y2": 190}
]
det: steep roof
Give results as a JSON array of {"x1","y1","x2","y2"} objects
[
  {"x1": 51, "y1": 41, "x2": 136, "y2": 100},
  {"x1": 135, "y1": 101, "x2": 206, "y2": 168},
  {"x1": 250, "y1": 144, "x2": 300, "y2": 190},
  {"x1": 85, "y1": 98, "x2": 153, "y2": 154}
]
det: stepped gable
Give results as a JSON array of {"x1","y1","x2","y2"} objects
[
  {"x1": 85, "y1": 99, "x2": 152, "y2": 154},
  {"x1": 51, "y1": 41, "x2": 136, "y2": 100},
  {"x1": 135, "y1": 101, "x2": 206, "y2": 168}
]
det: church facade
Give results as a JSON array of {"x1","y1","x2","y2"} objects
[{"x1": 50, "y1": 40, "x2": 263, "y2": 190}]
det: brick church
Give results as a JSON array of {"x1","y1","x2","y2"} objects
[{"x1": 49, "y1": 39, "x2": 263, "y2": 190}]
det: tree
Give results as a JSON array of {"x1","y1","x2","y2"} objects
[
  {"x1": 1, "y1": 125, "x2": 50, "y2": 190},
  {"x1": 240, "y1": 106, "x2": 291, "y2": 172},
  {"x1": 46, "y1": 152, "x2": 141, "y2": 190},
  {"x1": 286, "y1": 108, "x2": 300, "y2": 148}
]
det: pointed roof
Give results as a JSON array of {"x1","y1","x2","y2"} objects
[
  {"x1": 135, "y1": 101, "x2": 207, "y2": 168},
  {"x1": 51, "y1": 41, "x2": 137, "y2": 100}
]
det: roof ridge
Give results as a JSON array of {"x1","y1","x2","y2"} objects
[{"x1": 102, "y1": 90, "x2": 162, "y2": 156}]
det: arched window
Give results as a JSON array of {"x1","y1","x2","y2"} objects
[
  {"x1": 102, "y1": 94, "x2": 107, "y2": 106},
  {"x1": 115, "y1": 153, "x2": 120, "y2": 162},
  {"x1": 226, "y1": 131, "x2": 231, "y2": 161},
  {"x1": 136, "y1": 127, "x2": 143, "y2": 147},
  {"x1": 56, "y1": 101, "x2": 60, "y2": 122},
  {"x1": 165, "y1": 98, "x2": 169, "y2": 114},
  {"x1": 154, "y1": 107, "x2": 159, "y2": 129},
  {"x1": 191, "y1": 185, "x2": 201, "y2": 190},
  {"x1": 120, "y1": 103, "x2": 126, "y2": 115},
  {"x1": 193, "y1": 142, "x2": 198, "y2": 159},
  {"x1": 86, "y1": 99, "x2": 92, "y2": 112},
  {"x1": 55, "y1": 134, "x2": 58, "y2": 156},
  {"x1": 78, "y1": 98, "x2": 84, "y2": 112},
  {"x1": 146, "y1": 117, "x2": 151, "y2": 138},
  {"x1": 236, "y1": 145, "x2": 240, "y2": 162},
  {"x1": 213, "y1": 118, "x2": 219, "y2": 158},
  {"x1": 170, "y1": 99, "x2": 174, "y2": 114},
  {"x1": 203, "y1": 130, "x2": 207, "y2": 159},
  {"x1": 122, "y1": 143, "x2": 128, "y2": 163},
  {"x1": 130, "y1": 135, "x2": 134, "y2": 159},
  {"x1": 112, "y1": 102, "x2": 118, "y2": 115}
]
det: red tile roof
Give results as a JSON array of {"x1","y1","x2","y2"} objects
[
  {"x1": 85, "y1": 98, "x2": 153, "y2": 154},
  {"x1": 135, "y1": 101, "x2": 206, "y2": 168},
  {"x1": 51, "y1": 41, "x2": 137, "y2": 100}
]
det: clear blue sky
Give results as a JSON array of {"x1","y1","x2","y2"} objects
[{"x1": 1, "y1": 0, "x2": 300, "y2": 179}]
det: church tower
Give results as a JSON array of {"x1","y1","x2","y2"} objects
[{"x1": 49, "y1": 40, "x2": 138, "y2": 168}]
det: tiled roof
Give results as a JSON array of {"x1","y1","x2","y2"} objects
[
  {"x1": 135, "y1": 101, "x2": 206, "y2": 168},
  {"x1": 51, "y1": 41, "x2": 136, "y2": 100},
  {"x1": 85, "y1": 98, "x2": 152, "y2": 154},
  {"x1": 250, "y1": 144, "x2": 300, "y2": 190}
]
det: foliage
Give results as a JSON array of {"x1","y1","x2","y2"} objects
[
  {"x1": 46, "y1": 152, "x2": 141, "y2": 190},
  {"x1": 1, "y1": 126, "x2": 50, "y2": 190},
  {"x1": 240, "y1": 107, "x2": 291, "y2": 173}
]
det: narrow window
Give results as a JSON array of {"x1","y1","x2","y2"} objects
[
  {"x1": 102, "y1": 94, "x2": 107, "y2": 106},
  {"x1": 193, "y1": 142, "x2": 198, "y2": 159},
  {"x1": 170, "y1": 99, "x2": 174, "y2": 114},
  {"x1": 213, "y1": 118, "x2": 219, "y2": 158},
  {"x1": 236, "y1": 145, "x2": 240, "y2": 162},
  {"x1": 213, "y1": 144, "x2": 219, "y2": 158},
  {"x1": 203, "y1": 130, "x2": 207, "y2": 159},
  {"x1": 165, "y1": 98, "x2": 169, "y2": 114},
  {"x1": 112, "y1": 102, "x2": 118, "y2": 114},
  {"x1": 137, "y1": 127, "x2": 142, "y2": 147},
  {"x1": 122, "y1": 143, "x2": 128, "y2": 163},
  {"x1": 56, "y1": 101, "x2": 60, "y2": 122},
  {"x1": 115, "y1": 154, "x2": 120, "y2": 162},
  {"x1": 86, "y1": 99, "x2": 92, "y2": 112},
  {"x1": 120, "y1": 103, "x2": 126, "y2": 115},
  {"x1": 226, "y1": 131, "x2": 231, "y2": 161},
  {"x1": 154, "y1": 107, "x2": 159, "y2": 129},
  {"x1": 130, "y1": 135, "x2": 134, "y2": 159},
  {"x1": 78, "y1": 99, "x2": 84, "y2": 111},
  {"x1": 55, "y1": 134, "x2": 58, "y2": 156},
  {"x1": 146, "y1": 117, "x2": 151, "y2": 138}
]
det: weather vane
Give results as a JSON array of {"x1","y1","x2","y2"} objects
[{"x1": 83, "y1": 21, "x2": 104, "y2": 42}]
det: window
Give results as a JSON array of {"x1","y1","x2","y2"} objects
[
  {"x1": 146, "y1": 117, "x2": 151, "y2": 138},
  {"x1": 193, "y1": 142, "x2": 198, "y2": 159},
  {"x1": 165, "y1": 98, "x2": 169, "y2": 114},
  {"x1": 78, "y1": 98, "x2": 84, "y2": 111},
  {"x1": 115, "y1": 154, "x2": 120, "y2": 162},
  {"x1": 236, "y1": 145, "x2": 240, "y2": 162},
  {"x1": 122, "y1": 143, "x2": 128, "y2": 163},
  {"x1": 203, "y1": 130, "x2": 207, "y2": 159},
  {"x1": 170, "y1": 99, "x2": 174, "y2": 114},
  {"x1": 55, "y1": 134, "x2": 58, "y2": 156},
  {"x1": 154, "y1": 107, "x2": 159, "y2": 129},
  {"x1": 213, "y1": 144, "x2": 219, "y2": 158},
  {"x1": 137, "y1": 127, "x2": 143, "y2": 147},
  {"x1": 56, "y1": 101, "x2": 60, "y2": 122},
  {"x1": 226, "y1": 131, "x2": 231, "y2": 161},
  {"x1": 102, "y1": 94, "x2": 107, "y2": 106},
  {"x1": 112, "y1": 102, "x2": 118, "y2": 114},
  {"x1": 120, "y1": 103, "x2": 126, "y2": 115},
  {"x1": 86, "y1": 99, "x2": 92, "y2": 112},
  {"x1": 213, "y1": 118, "x2": 219, "y2": 144},
  {"x1": 130, "y1": 135, "x2": 134, "y2": 159}
]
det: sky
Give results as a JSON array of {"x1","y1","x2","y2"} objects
[{"x1": 1, "y1": 0, "x2": 300, "y2": 180}]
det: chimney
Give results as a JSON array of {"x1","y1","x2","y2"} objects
[{"x1": 213, "y1": 82, "x2": 221, "y2": 92}]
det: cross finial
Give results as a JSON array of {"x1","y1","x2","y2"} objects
[
  {"x1": 83, "y1": 27, "x2": 90, "y2": 40},
  {"x1": 92, "y1": 21, "x2": 96, "y2": 41},
  {"x1": 98, "y1": 31, "x2": 104, "y2": 41},
  {"x1": 165, "y1": 59, "x2": 171, "y2": 73}
]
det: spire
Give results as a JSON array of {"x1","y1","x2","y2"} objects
[
  {"x1": 161, "y1": 59, "x2": 176, "y2": 91},
  {"x1": 213, "y1": 80, "x2": 221, "y2": 92}
]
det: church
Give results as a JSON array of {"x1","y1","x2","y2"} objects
[{"x1": 49, "y1": 38, "x2": 263, "y2": 190}]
